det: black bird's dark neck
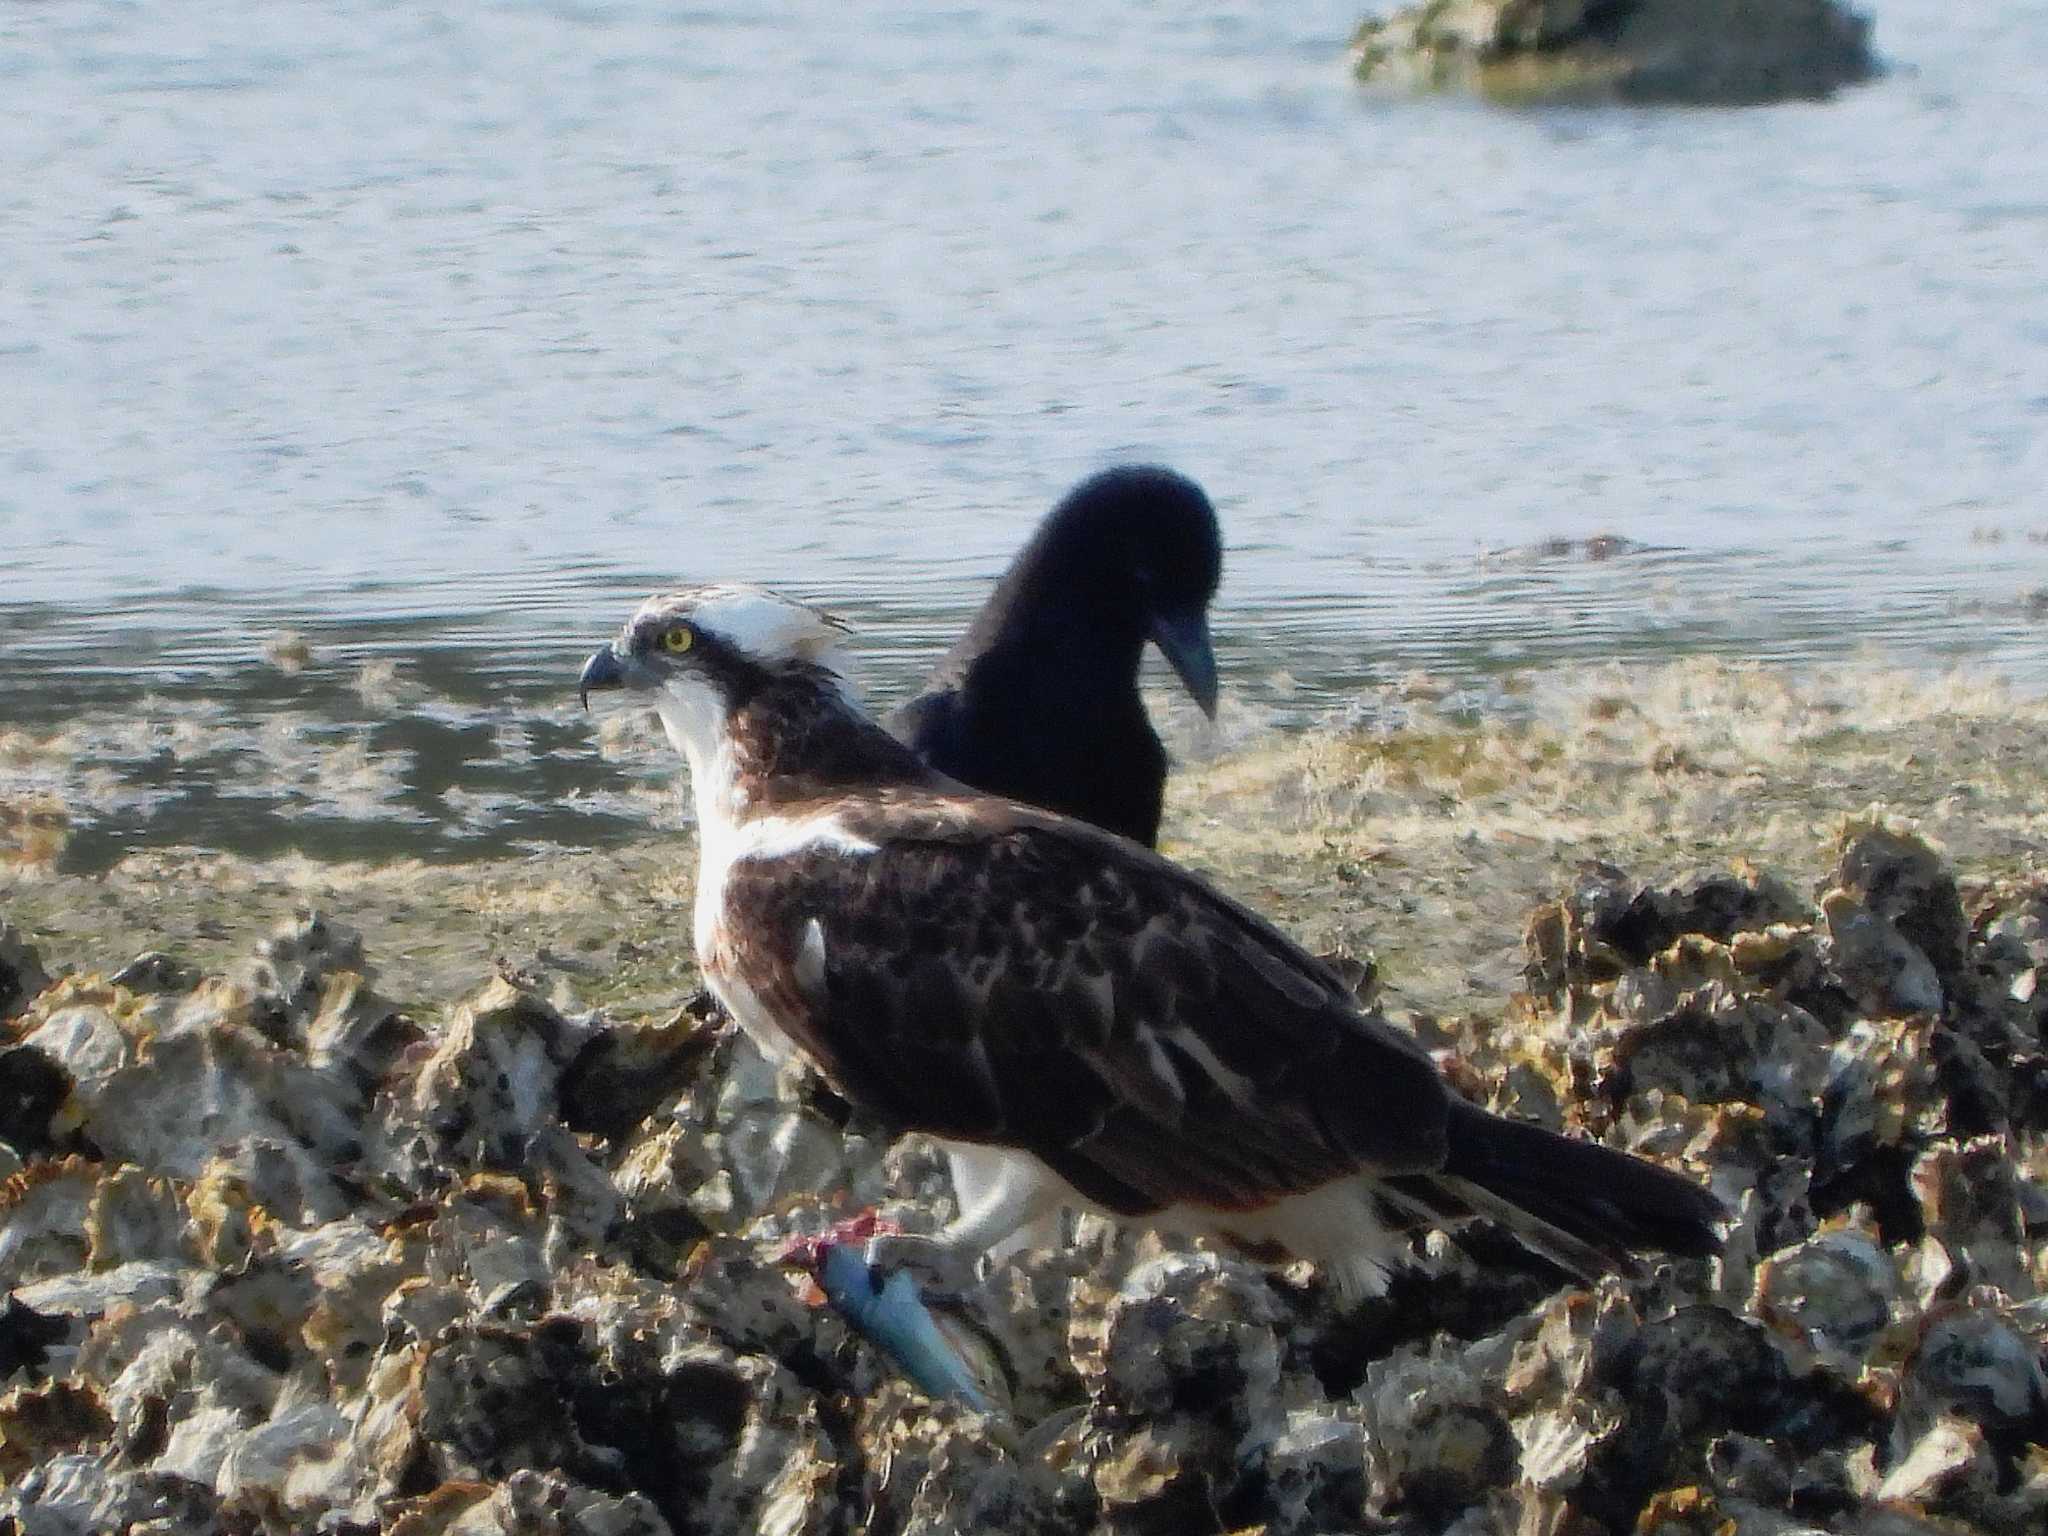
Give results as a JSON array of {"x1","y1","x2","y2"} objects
[{"x1": 950, "y1": 525, "x2": 1150, "y2": 689}]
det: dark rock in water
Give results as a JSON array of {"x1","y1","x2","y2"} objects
[
  {"x1": 1352, "y1": 0, "x2": 1878, "y2": 106},
  {"x1": 0, "y1": 920, "x2": 51, "y2": 1022}
]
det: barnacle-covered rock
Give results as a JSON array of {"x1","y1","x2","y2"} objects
[
  {"x1": 296, "y1": 1217, "x2": 412, "y2": 1395},
  {"x1": 1258, "y1": 1407, "x2": 1368, "y2": 1532},
  {"x1": 108, "y1": 950, "x2": 200, "y2": 995},
  {"x1": 385, "y1": 1470, "x2": 674, "y2": 1536},
  {"x1": 0, "y1": 1377, "x2": 114, "y2": 1480},
  {"x1": 84, "y1": 1164, "x2": 188, "y2": 1271},
  {"x1": 425, "y1": 1173, "x2": 554, "y2": 1319},
  {"x1": 1503, "y1": 1286, "x2": 1638, "y2": 1468},
  {"x1": 409, "y1": 976, "x2": 587, "y2": 1172},
  {"x1": 1607, "y1": 988, "x2": 1836, "y2": 1136},
  {"x1": 609, "y1": 1119, "x2": 713, "y2": 1270},
  {"x1": 1360, "y1": 1345, "x2": 1519, "y2": 1519},
  {"x1": 1834, "y1": 815, "x2": 1969, "y2": 989},
  {"x1": 557, "y1": 1330, "x2": 829, "y2": 1536},
  {"x1": 1874, "y1": 1412, "x2": 2002, "y2": 1514},
  {"x1": 214, "y1": 1399, "x2": 357, "y2": 1520},
  {"x1": 692, "y1": 1037, "x2": 863, "y2": 1227},
  {"x1": 242, "y1": 907, "x2": 374, "y2": 1016},
  {"x1": 414, "y1": 1323, "x2": 590, "y2": 1481},
  {"x1": 1753, "y1": 1219, "x2": 1901, "y2": 1373},
  {"x1": 558, "y1": 1007, "x2": 718, "y2": 1143},
  {"x1": 1823, "y1": 888, "x2": 1945, "y2": 1019},
  {"x1": 1524, "y1": 861, "x2": 1679, "y2": 994},
  {"x1": 12, "y1": 1258, "x2": 191, "y2": 1322},
  {"x1": 0, "y1": 1156, "x2": 102, "y2": 1288},
  {"x1": 1582, "y1": 1305, "x2": 1798, "y2": 1525},
  {"x1": 1524, "y1": 862, "x2": 1806, "y2": 999},
  {"x1": 32, "y1": 975, "x2": 369, "y2": 1224},
  {"x1": 850, "y1": 1381, "x2": 1073, "y2": 1536},
  {"x1": 76, "y1": 1300, "x2": 282, "y2": 1455},
  {"x1": 1091, "y1": 1252, "x2": 1288, "y2": 1421},
  {"x1": 1895, "y1": 1305, "x2": 2048, "y2": 1464},
  {"x1": 1354, "y1": 1290, "x2": 1587, "y2": 1519},
  {"x1": 1081, "y1": 1252, "x2": 1292, "y2": 1526},
  {"x1": 14, "y1": 975, "x2": 152, "y2": 1097},
  {"x1": 1911, "y1": 1138, "x2": 2034, "y2": 1294},
  {"x1": 663, "y1": 1239, "x2": 820, "y2": 1371},
  {"x1": 6, "y1": 815, "x2": 2048, "y2": 1533},
  {"x1": 0, "y1": 1454, "x2": 222, "y2": 1536}
]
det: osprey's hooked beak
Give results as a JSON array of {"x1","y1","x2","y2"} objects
[
  {"x1": 1149, "y1": 608, "x2": 1219, "y2": 720},
  {"x1": 578, "y1": 645, "x2": 628, "y2": 710}
]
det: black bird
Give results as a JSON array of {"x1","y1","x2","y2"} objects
[{"x1": 887, "y1": 464, "x2": 1223, "y2": 848}]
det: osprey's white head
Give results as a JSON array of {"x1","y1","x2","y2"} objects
[{"x1": 579, "y1": 584, "x2": 858, "y2": 802}]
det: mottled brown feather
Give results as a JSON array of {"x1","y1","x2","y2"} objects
[{"x1": 705, "y1": 792, "x2": 1450, "y2": 1218}]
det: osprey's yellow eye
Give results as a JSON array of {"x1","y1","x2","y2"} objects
[{"x1": 661, "y1": 625, "x2": 694, "y2": 655}]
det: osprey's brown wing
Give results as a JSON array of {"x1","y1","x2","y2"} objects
[{"x1": 711, "y1": 798, "x2": 1449, "y2": 1216}]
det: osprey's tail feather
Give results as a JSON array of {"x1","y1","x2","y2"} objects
[{"x1": 1390, "y1": 1099, "x2": 1726, "y2": 1282}]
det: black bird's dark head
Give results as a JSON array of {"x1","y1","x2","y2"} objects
[{"x1": 1029, "y1": 465, "x2": 1223, "y2": 717}]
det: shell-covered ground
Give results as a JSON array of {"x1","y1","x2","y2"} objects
[{"x1": 2, "y1": 659, "x2": 2047, "y2": 1534}]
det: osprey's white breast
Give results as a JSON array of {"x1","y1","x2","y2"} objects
[{"x1": 692, "y1": 806, "x2": 880, "y2": 1064}]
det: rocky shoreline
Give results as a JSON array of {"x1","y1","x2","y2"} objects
[
  {"x1": 1351, "y1": 0, "x2": 1879, "y2": 106},
  {"x1": 3, "y1": 661, "x2": 2047, "y2": 1532}
]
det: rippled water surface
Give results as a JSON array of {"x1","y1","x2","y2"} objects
[{"x1": 3, "y1": 0, "x2": 2046, "y2": 862}]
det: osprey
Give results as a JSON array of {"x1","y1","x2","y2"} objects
[
  {"x1": 887, "y1": 465, "x2": 1222, "y2": 847},
  {"x1": 580, "y1": 586, "x2": 1722, "y2": 1297}
]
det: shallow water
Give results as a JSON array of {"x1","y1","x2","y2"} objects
[{"x1": 3, "y1": 1, "x2": 2046, "y2": 864}]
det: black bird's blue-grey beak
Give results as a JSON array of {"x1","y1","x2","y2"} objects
[
  {"x1": 1150, "y1": 609, "x2": 1219, "y2": 720},
  {"x1": 579, "y1": 646, "x2": 626, "y2": 710}
]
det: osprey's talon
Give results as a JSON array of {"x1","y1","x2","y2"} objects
[
  {"x1": 773, "y1": 1218, "x2": 998, "y2": 1413},
  {"x1": 858, "y1": 1230, "x2": 983, "y2": 1301},
  {"x1": 774, "y1": 1209, "x2": 903, "y2": 1276}
]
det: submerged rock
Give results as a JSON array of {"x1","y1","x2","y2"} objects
[{"x1": 1351, "y1": 0, "x2": 1878, "y2": 106}]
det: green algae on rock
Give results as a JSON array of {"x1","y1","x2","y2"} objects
[{"x1": 1351, "y1": 0, "x2": 1879, "y2": 106}]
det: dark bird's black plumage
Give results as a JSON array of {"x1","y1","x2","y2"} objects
[{"x1": 887, "y1": 465, "x2": 1223, "y2": 847}]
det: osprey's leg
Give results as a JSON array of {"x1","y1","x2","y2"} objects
[
  {"x1": 939, "y1": 1142, "x2": 1068, "y2": 1263},
  {"x1": 861, "y1": 1147, "x2": 1067, "y2": 1295}
]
